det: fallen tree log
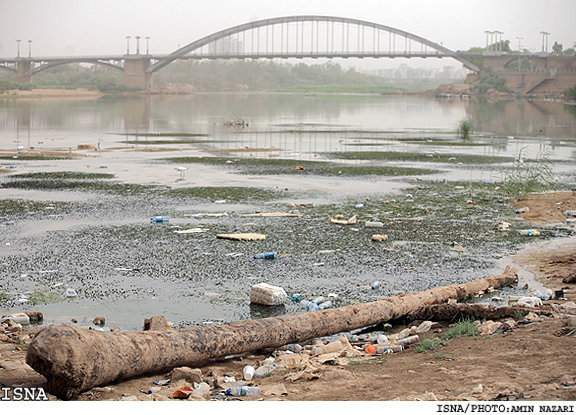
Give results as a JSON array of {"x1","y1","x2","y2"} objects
[
  {"x1": 27, "y1": 266, "x2": 517, "y2": 399},
  {"x1": 402, "y1": 302, "x2": 553, "y2": 323}
]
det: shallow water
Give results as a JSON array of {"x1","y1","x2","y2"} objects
[{"x1": 0, "y1": 93, "x2": 575, "y2": 330}]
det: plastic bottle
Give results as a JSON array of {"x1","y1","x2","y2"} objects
[
  {"x1": 515, "y1": 207, "x2": 529, "y2": 214},
  {"x1": 151, "y1": 216, "x2": 169, "y2": 223},
  {"x1": 147, "y1": 387, "x2": 162, "y2": 394},
  {"x1": 376, "y1": 334, "x2": 388, "y2": 344},
  {"x1": 518, "y1": 229, "x2": 540, "y2": 236},
  {"x1": 285, "y1": 343, "x2": 303, "y2": 353},
  {"x1": 243, "y1": 365, "x2": 255, "y2": 381},
  {"x1": 0, "y1": 314, "x2": 30, "y2": 325},
  {"x1": 226, "y1": 386, "x2": 260, "y2": 396},
  {"x1": 254, "y1": 364, "x2": 275, "y2": 377},
  {"x1": 564, "y1": 211, "x2": 575, "y2": 217},
  {"x1": 365, "y1": 221, "x2": 385, "y2": 228},
  {"x1": 312, "y1": 296, "x2": 326, "y2": 305},
  {"x1": 318, "y1": 300, "x2": 332, "y2": 310},
  {"x1": 372, "y1": 281, "x2": 381, "y2": 290},
  {"x1": 290, "y1": 293, "x2": 302, "y2": 302},
  {"x1": 354, "y1": 203, "x2": 364, "y2": 208},
  {"x1": 305, "y1": 301, "x2": 318, "y2": 311},
  {"x1": 253, "y1": 252, "x2": 277, "y2": 259},
  {"x1": 397, "y1": 334, "x2": 419, "y2": 345}
]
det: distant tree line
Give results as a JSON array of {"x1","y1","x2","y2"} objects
[{"x1": 0, "y1": 60, "x2": 445, "y2": 93}]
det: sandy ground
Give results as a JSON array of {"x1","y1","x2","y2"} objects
[{"x1": 1, "y1": 191, "x2": 575, "y2": 402}]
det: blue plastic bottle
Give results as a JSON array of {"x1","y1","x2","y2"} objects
[
  {"x1": 253, "y1": 252, "x2": 277, "y2": 259},
  {"x1": 151, "y1": 216, "x2": 169, "y2": 223}
]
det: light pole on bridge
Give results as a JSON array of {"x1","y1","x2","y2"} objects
[
  {"x1": 125, "y1": 36, "x2": 131, "y2": 55},
  {"x1": 145, "y1": 37, "x2": 150, "y2": 55},
  {"x1": 540, "y1": 31, "x2": 550, "y2": 53},
  {"x1": 16, "y1": 40, "x2": 21, "y2": 58},
  {"x1": 135, "y1": 36, "x2": 141, "y2": 55},
  {"x1": 494, "y1": 31, "x2": 503, "y2": 52},
  {"x1": 27, "y1": 40, "x2": 32, "y2": 57}
]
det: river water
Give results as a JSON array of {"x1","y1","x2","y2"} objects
[{"x1": 0, "y1": 93, "x2": 575, "y2": 330}]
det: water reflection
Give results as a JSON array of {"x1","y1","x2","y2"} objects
[{"x1": 1, "y1": 94, "x2": 575, "y2": 154}]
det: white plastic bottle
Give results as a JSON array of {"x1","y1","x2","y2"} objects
[{"x1": 518, "y1": 229, "x2": 540, "y2": 236}]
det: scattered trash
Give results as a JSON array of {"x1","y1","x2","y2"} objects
[
  {"x1": 515, "y1": 207, "x2": 530, "y2": 214},
  {"x1": 243, "y1": 365, "x2": 255, "y2": 381},
  {"x1": 250, "y1": 283, "x2": 288, "y2": 306},
  {"x1": 371, "y1": 234, "x2": 388, "y2": 242},
  {"x1": 242, "y1": 212, "x2": 302, "y2": 217},
  {"x1": 253, "y1": 252, "x2": 277, "y2": 259},
  {"x1": 318, "y1": 300, "x2": 332, "y2": 310},
  {"x1": 518, "y1": 229, "x2": 540, "y2": 236},
  {"x1": 493, "y1": 221, "x2": 510, "y2": 231},
  {"x1": 226, "y1": 252, "x2": 245, "y2": 257},
  {"x1": 554, "y1": 290, "x2": 565, "y2": 300},
  {"x1": 564, "y1": 210, "x2": 575, "y2": 217},
  {"x1": 145, "y1": 387, "x2": 162, "y2": 394},
  {"x1": 90, "y1": 327, "x2": 111, "y2": 332},
  {"x1": 153, "y1": 379, "x2": 171, "y2": 386},
  {"x1": 517, "y1": 296, "x2": 543, "y2": 307},
  {"x1": 354, "y1": 204, "x2": 364, "y2": 209},
  {"x1": 365, "y1": 221, "x2": 385, "y2": 228},
  {"x1": 170, "y1": 367, "x2": 203, "y2": 384},
  {"x1": 330, "y1": 215, "x2": 357, "y2": 225},
  {"x1": 372, "y1": 281, "x2": 381, "y2": 290},
  {"x1": 226, "y1": 386, "x2": 260, "y2": 396},
  {"x1": 174, "y1": 228, "x2": 208, "y2": 234},
  {"x1": 466, "y1": 200, "x2": 474, "y2": 204},
  {"x1": 254, "y1": 364, "x2": 275, "y2": 378},
  {"x1": 289, "y1": 166, "x2": 305, "y2": 171},
  {"x1": 290, "y1": 293, "x2": 302, "y2": 302},
  {"x1": 186, "y1": 212, "x2": 228, "y2": 218},
  {"x1": 150, "y1": 216, "x2": 169, "y2": 223},
  {"x1": 214, "y1": 200, "x2": 227, "y2": 204},
  {"x1": 312, "y1": 262, "x2": 325, "y2": 266},
  {"x1": 1, "y1": 313, "x2": 30, "y2": 325},
  {"x1": 64, "y1": 288, "x2": 78, "y2": 298},
  {"x1": 304, "y1": 301, "x2": 319, "y2": 311},
  {"x1": 216, "y1": 233, "x2": 266, "y2": 241},
  {"x1": 170, "y1": 385, "x2": 195, "y2": 399}
]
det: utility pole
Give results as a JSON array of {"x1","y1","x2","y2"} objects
[
  {"x1": 16, "y1": 39, "x2": 21, "y2": 58},
  {"x1": 125, "y1": 36, "x2": 131, "y2": 54}
]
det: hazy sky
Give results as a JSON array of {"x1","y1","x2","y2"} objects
[{"x1": 1, "y1": 0, "x2": 574, "y2": 62}]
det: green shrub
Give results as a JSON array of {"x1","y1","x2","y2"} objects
[
  {"x1": 457, "y1": 119, "x2": 473, "y2": 139},
  {"x1": 416, "y1": 337, "x2": 442, "y2": 353},
  {"x1": 442, "y1": 319, "x2": 479, "y2": 340}
]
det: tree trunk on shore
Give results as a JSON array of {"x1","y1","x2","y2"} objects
[{"x1": 26, "y1": 266, "x2": 517, "y2": 399}]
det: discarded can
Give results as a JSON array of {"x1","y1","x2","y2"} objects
[
  {"x1": 151, "y1": 216, "x2": 170, "y2": 223},
  {"x1": 226, "y1": 386, "x2": 260, "y2": 396},
  {"x1": 554, "y1": 290, "x2": 565, "y2": 300},
  {"x1": 365, "y1": 221, "x2": 385, "y2": 228},
  {"x1": 518, "y1": 229, "x2": 540, "y2": 236},
  {"x1": 253, "y1": 252, "x2": 277, "y2": 259}
]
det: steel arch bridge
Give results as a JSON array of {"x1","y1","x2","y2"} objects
[{"x1": 149, "y1": 15, "x2": 480, "y2": 73}]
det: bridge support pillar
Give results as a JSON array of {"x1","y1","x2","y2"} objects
[
  {"x1": 124, "y1": 57, "x2": 152, "y2": 90},
  {"x1": 15, "y1": 60, "x2": 32, "y2": 84}
]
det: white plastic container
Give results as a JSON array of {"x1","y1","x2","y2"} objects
[{"x1": 243, "y1": 365, "x2": 255, "y2": 381}]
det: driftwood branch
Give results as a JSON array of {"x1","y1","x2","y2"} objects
[{"x1": 26, "y1": 266, "x2": 517, "y2": 399}]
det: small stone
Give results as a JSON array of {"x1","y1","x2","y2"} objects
[
  {"x1": 170, "y1": 367, "x2": 203, "y2": 384},
  {"x1": 143, "y1": 315, "x2": 167, "y2": 331},
  {"x1": 93, "y1": 316, "x2": 106, "y2": 326},
  {"x1": 472, "y1": 384, "x2": 484, "y2": 394}
]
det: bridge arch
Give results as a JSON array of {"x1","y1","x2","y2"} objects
[
  {"x1": 28, "y1": 59, "x2": 124, "y2": 77},
  {"x1": 148, "y1": 15, "x2": 480, "y2": 73},
  {"x1": 0, "y1": 65, "x2": 17, "y2": 75}
]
